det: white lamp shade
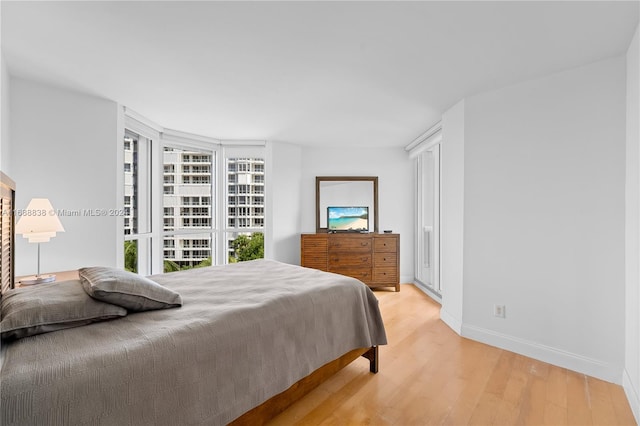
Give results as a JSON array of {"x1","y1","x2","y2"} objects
[{"x1": 15, "y1": 198, "x2": 65, "y2": 243}]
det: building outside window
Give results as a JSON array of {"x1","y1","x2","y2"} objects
[
  {"x1": 225, "y1": 153, "x2": 265, "y2": 262},
  {"x1": 162, "y1": 146, "x2": 214, "y2": 271}
]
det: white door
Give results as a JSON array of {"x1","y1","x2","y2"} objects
[{"x1": 416, "y1": 144, "x2": 441, "y2": 292}]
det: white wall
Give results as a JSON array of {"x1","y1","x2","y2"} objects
[
  {"x1": 266, "y1": 141, "x2": 303, "y2": 264},
  {"x1": 1, "y1": 53, "x2": 10, "y2": 175},
  {"x1": 459, "y1": 56, "x2": 626, "y2": 383},
  {"x1": 0, "y1": 6, "x2": 5, "y2": 175},
  {"x1": 10, "y1": 78, "x2": 119, "y2": 275},
  {"x1": 300, "y1": 146, "x2": 414, "y2": 282},
  {"x1": 7, "y1": 77, "x2": 411, "y2": 277},
  {"x1": 440, "y1": 100, "x2": 465, "y2": 334},
  {"x1": 624, "y1": 24, "x2": 640, "y2": 423}
]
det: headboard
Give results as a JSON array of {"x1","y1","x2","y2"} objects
[{"x1": 0, "y1": 172, "x2": 16, "y2": 293}]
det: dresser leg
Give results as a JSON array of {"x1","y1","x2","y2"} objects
[{"x1": 395, "y1": 283, "x2": 400, "y2": 292}]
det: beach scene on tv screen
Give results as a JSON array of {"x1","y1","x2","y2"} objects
[{"x1": 328, "y1": 207, "x2": 368, "y2": 230}]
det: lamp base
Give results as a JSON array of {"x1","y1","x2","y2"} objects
[{"x1": 18, "y1": 274, "x2": 56, "y2": 285}]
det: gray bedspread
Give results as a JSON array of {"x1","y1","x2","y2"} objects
[{"x1": 0, "y1": 259, "x2": 387, "y2": 425}]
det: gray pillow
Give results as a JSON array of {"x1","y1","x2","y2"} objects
[
  {"x1": 79, "y1": 266, "x2": 182, "y2": 312},
  {"x1": 1, "y1": 280, "x2": 127, "y2": 341}
]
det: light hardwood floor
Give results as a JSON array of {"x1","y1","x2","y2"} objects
[{"x1": 269, "y1": 284, "x2": 637, "y2": 426}]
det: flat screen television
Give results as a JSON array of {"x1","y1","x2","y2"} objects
[{"x1": 327, "y1": 206, "x2": 369, "y2": 232}]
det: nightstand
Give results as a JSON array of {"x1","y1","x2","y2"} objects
[{"x1": 16, "y1": 270, "x2": 79, "y2": 288}]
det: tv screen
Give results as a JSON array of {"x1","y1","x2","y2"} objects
[{"x1": 327, "y1": 206, "x2": 369, "y2": 231}]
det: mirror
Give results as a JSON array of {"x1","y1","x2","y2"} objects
[{"x1": 316, "y1": 176, "x2": 378, "y2": 233}]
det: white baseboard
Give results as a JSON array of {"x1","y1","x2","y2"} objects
[
  {"x1": 400, "y1": 274, "x2": 414, "y2": 285},
  {"x1": 623, "y1": 368, "x2": 640, "y2": 424},
  {"x1": 440, "y1": 308, "x2": 462, "y2": 335},
  {"x1": 462, "y1": 324, "x2": 622, "y2": 384},
  {"x1": 413, "y1": 280, "x2": 442, "y2": 303}
]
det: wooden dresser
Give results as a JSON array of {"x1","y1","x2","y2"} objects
[{"x1": 301, "y1": 233, "x2": 400, "y2": 291}]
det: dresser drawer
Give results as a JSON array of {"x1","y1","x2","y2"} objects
[
  {"x1": 329, "y1": 237, "x2": 372, "y2": 253},
  {"x1": 330, "y1": 267, "x2": 372, "y2": 283},
  {"x1": 374, "y1": 236, "x2": 397, "y2": 252},
  {"x1": 303, "y1": 257, "x2": 328, "y2": 271},
  {"x1": 329, "y1": 254, "x2": 371, "y2": 268},
  {"x1": 374, "y1": 252, "x2": 396, "y2": 268},
  {"x1": 373, "y1": 267, "x2": 397, "y2": 283},
  {"x1": 301, "y1": 235, "x2": 328, "y2": 270},
  {"x1": 302, "y1": 236, "x2": 328, "y2": 251}
]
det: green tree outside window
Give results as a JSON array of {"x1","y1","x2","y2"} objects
[{"x1": 229, "y1": 233, "x2": 264, "y2": 263}]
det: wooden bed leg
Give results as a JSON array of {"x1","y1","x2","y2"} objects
[{"x1": 361, "y1": 346, "x2": 379, "y2": 373}]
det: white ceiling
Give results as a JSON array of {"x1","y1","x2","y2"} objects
[{"x1": 2, "y1": 1, "x2": 638, "y2": 147}]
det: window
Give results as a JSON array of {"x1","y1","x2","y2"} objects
[
  {"x1": 163, "y1": 233, "x2": 212, "y2": 271},
  {"x1": 192, "y1": 165, "x2": 210, "y2": 173},
  {"x1": 227, "y1": 232, "x2": 264, "y2": 263},
  {"x1": 163, "y1": 146, "x2": 214, "y2": 272},
  {"x1": 182, "y1": 175, "x2": 210, "y2": 184},
  {"x1": 122, "y1": 111, "x2": 266, "y2": 272},
  {"x1": 225, "y1": 151, "x2": 264, "y2": 262},
  {"x1": 123, "y1": 129, "x2": 153, "y2": 274},
  {"x1": 182, "y1": 217, "x2": 211, "y2": 227},
  {"x1": 123, "y1": 133, "x2": 137, "y2": 235}
]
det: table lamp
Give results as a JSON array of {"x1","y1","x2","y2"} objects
[{"x1": 16, "y1": 198, "x2": 65, "y2": 285}]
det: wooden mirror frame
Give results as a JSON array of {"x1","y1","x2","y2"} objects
[{"x1": 315, "y1": 176, "x2": 379, "y2": 233}]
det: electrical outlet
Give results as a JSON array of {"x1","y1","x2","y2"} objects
[{"x1": 494, "y1": 304, "x2": 506, "y2": 318}]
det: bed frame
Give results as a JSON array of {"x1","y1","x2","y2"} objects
[
  {"x1": 231, "y1": 346, "x2": 378, "y2": 425},
  {"x1": 0, "y1": 171, "x2": 15, "y2": 294}
]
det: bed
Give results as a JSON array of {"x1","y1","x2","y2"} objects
[{"x1": 0, "y1": 192, "x2": 387, "y2": 425}]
